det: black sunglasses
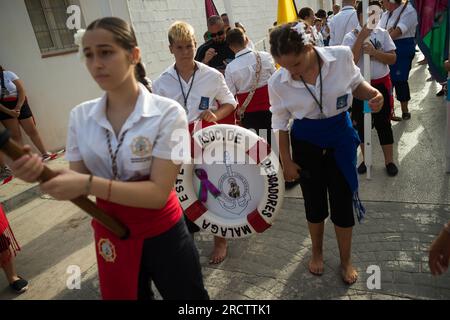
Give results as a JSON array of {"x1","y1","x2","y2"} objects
[{"x1": 210, "y1": 30, "x2": 225, "y2": 38}]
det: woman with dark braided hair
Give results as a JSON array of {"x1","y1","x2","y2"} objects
[
  {"x1": 268, "y1": 22, "x2": 383, "y2": 284},
  {"x1": 9, "y1": 17, "x2": 208, "y2": 300}
]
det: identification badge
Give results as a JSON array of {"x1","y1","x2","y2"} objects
[
  {"x1": 336, "y1": 94, "x2": 349, "y2": 110},
  {"x1": 318, "y1": 113, "x2": 326, "y2": 119},
  {"x1": 199, "y1": 97, "x2": 210, "y2": 111}
]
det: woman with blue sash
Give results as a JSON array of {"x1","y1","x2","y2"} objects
[
  {"x1": 379, "y1": 0, "x2": 418, "y2": 120},
  {"x1": 268, "y1": 22, "x2": 384, "y2": 285}
]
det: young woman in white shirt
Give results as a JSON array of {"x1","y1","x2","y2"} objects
[
  {"x1": 269, "y1": 22, "x2": 383, "y2": 285},
  {"x1": 153, "y1": 21, "x2": 237, "y2": 265},
  {"x1": 342, "y1": 0, "x2": 399, "y2": 176},
  {"x1": 9, "y1": 17, "x2": 209, "y2": 300}
]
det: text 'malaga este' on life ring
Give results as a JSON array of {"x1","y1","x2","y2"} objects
[{"x1": 175, "y1": 124, "x2": 285, "y2": 239}]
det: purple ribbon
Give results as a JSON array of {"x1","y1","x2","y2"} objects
[{"x1": 195, "y1": 169, "x2": 221, "y2": 202}]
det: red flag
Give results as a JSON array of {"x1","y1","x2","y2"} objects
[{"x1": 205, "y1": 0, "x2": 219, "y2": 19}]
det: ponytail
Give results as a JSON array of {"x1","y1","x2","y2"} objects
[{"x1": 135, "y1": 62, "x2": 152, "y2": 93}]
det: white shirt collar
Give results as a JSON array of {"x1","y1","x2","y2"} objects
[
  {"x1": 235, "y1": 48, "x2": 252, "y2": 58},
  {"x1": 341, "y1": 5, "x2": 355, "y2": 11},
  {"x1": 165, "y1": 61, "x2": 202, "y2": 80},
  {"x1": 279, "y1": 47, "x2": 337, "y2": 86},
  {"x1": 88, "y1": 83, "x2": 161, "y2": 132}
]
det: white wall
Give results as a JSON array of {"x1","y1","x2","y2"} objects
[
  {"x1": 0, "y1": 0, "x2": 133, "y2": 151},
  {"x1": 0, "y1": 0, "x2": 332, "y2": 151},
  {"x1": 129, "y1": 0, "x2": 329, "y2": 80}
]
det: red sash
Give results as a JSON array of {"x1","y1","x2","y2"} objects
[
  {"x1": 235, "y1": 85, "x2": 271, "y2": 114},
  {"x1": 371, "y1": 74, "x2": 394, "y2": 119},
  {"x1": 0, "y1": 205, "x2": 20, "y2": 267},
  {"x1": 0, "y1": 96, "x2": 18, "y2": 102},
  {"x1": 93, "y1": 191, "x2": 182, "y2": 300}
]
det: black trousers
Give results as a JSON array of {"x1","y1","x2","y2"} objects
[
  {"x1": 352, "y1": 82, "x2": 394, "y2": 146},
  {"x1": 392, "y1": 80, "x2": 411, "y2": 102},
  {"x1": 241, "y1": 110, "x2": 272, "y2": 145},
  {"x1": 137, "y1": 217, "x2": 209, "y2": 300},
  {"x1": 291, "y1": 137, "x2": 355, "y2": 228}
]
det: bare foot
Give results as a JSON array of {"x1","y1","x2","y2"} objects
[
  {"x1": 341, "y1": 264, "x2": 358, "y2": 285},
  {"x1": 308, "y1": 254, "x2": 324, "y2": 276},
  {"x1": 209, "y1": 237, "x2": 227, "y2": 264}
]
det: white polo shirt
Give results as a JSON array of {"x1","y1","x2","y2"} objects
[
  {"x1": 328, "y1": 6, "x2": 360, "y2": 46},
  {"x1": 1, "y1": 71, "x2": 19, "y2": 98},
  {"x1": 152, "y1": 62, "x2": 237, "y2": 124},
  {"x1": 269, "y1": 46, "x2": 365, "y2": 131},
  {"x1": 378, "y1": 3, "x2": 418, "y2": 40},
  {"x1": 66, "y1": 83, "x2": 190, "y2": 181},
  {"x1": 342, "y1": 26, "x2": 396, "y2": 80},
  {"x1": 224, "y1": 48, "x2": 276, "y2": 95}
]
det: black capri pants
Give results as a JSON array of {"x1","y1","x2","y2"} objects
[
  {"x1": 392, "y1": 80, "x2": 410, "y2": 102},
  {"x1": 0, "y1": 98, "x2": 34, "y2": 121},
  {"x1": 137, "y1": 217, "x2": 209, "y2": 300},
  {"x1": 241, "y1": 110, "x2": 272, "y2": 145},
  {"x1": 291, "y1": 136, "x2": 355, "y2": 228},
  {"x1": 352, "y1": 82, "x2": 394, "y2": 146}
]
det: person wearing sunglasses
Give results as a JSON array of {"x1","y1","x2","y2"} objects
[{"x1": 195, "y1": 16, "x2": 235, "y2": 74}]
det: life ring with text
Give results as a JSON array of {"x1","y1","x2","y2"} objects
[{"x1": 175, "y1": 124, "x2": 285, "y2": 239}]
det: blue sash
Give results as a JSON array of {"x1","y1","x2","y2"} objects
[
  {"x1": 390, "y1": 37, "x2": 416, "y2": 82},
  {"x1": 292, "y1": 112, "x2": 366, "y2": 223}
]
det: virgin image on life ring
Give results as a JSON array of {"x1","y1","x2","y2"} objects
[{"x1": 175, "y1": 124, "x2": 285, "y2": 239}]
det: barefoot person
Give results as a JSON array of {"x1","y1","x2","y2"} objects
[
  {"x1": 10, "y1": 17, "x2": 208, "y2": 300},
  {"x1": 268, "y1": 22, "x2": 383, "y2": 284},
  {"x1": 152, "y1": 21, "x2": 237, "y2": 265}
]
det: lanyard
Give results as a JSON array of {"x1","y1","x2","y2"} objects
[
  {"x1": 175, "y1": 64, "x2": 198, "y2": 108},
  {"x1": 300, "y1": 49, "x2": 324, "y2": 117},
  {"x1": 105, "y1": 128, "x2": 129, "y2": 180},
  {"x1": 384, "y1": 11, "x2": 393, "y2": 29}
]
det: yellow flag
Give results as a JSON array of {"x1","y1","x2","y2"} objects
[{"x1": 277, "y1": 0, "x2": 298, "y2": 25}]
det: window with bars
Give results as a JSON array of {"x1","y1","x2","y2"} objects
[{"x1": 24, "y1": 0, "x2": 85, "y2": 57}]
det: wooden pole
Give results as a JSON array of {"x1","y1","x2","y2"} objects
[{"x1": 0, "y1": 130, "x2": 130, "y2": 239}]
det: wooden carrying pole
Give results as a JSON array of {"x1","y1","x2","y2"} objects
[{"x1": 0, "y1": 129, "x2": 130, "y2": 239}]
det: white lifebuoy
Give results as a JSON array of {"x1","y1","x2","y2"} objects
[{"x1": 175, "y1": 124, "x2": 285, "y2": 239}]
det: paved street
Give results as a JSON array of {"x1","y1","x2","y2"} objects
[{"x1": 0, "y1": 53, "x2": 449, "y2": 300}]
